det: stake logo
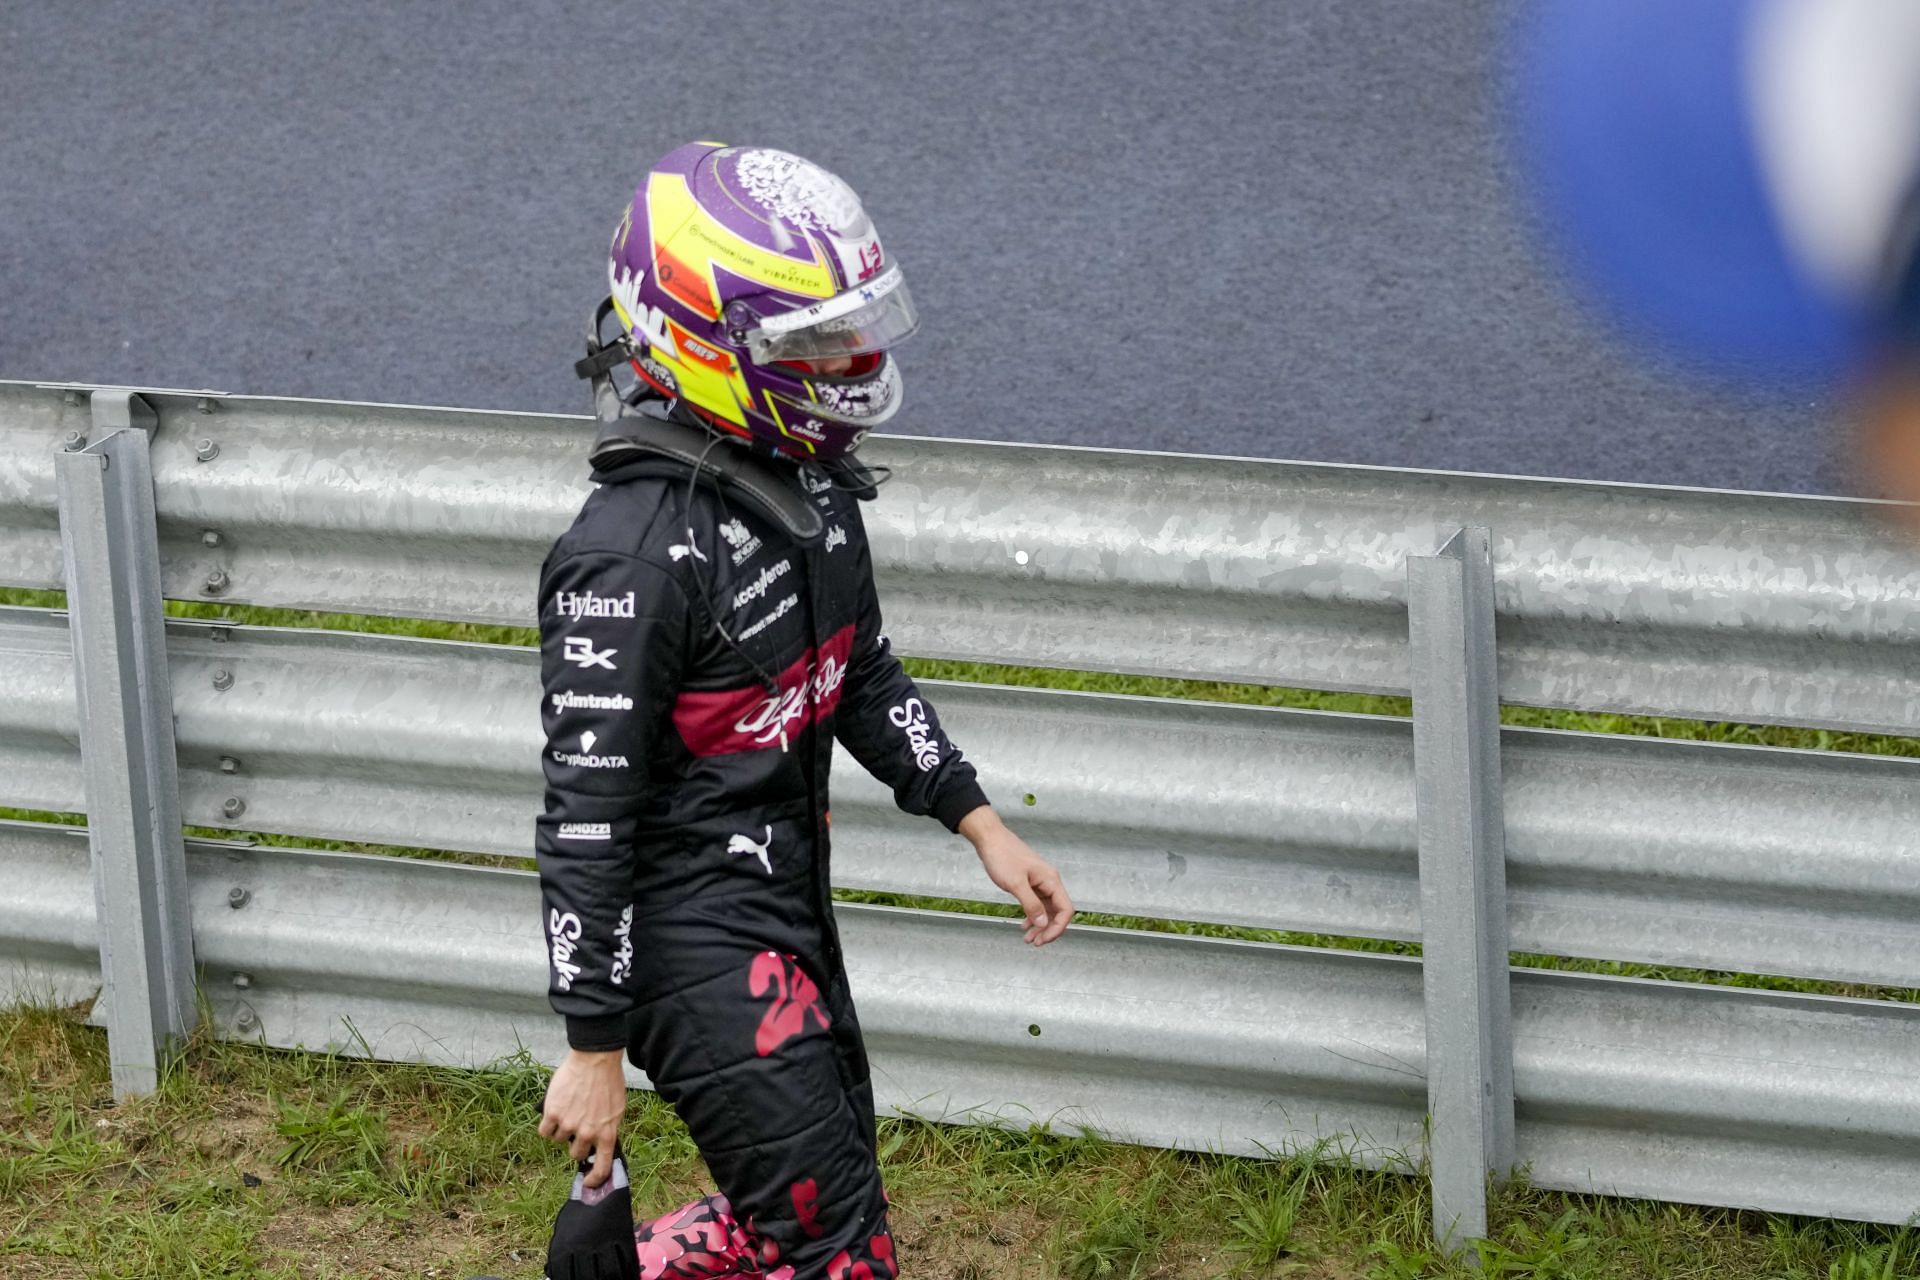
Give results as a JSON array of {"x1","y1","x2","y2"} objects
[
  {"x1": 888, "y1": 698, "x2": 941, "y2": 772},
  {"x1": 563, "y1": 637, "x2": 618, "y2": 670},
  {"x1": 610, "y1": 905, "x2": 634, "y2": 986},
  {"x1": 824, "y1": 524, "x2": 848, "y2": 553},
  {"x1": 548, "y1": 909, "x2": 583, "y2": 991}
]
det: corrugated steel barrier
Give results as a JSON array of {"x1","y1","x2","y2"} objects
[{"x1": 3, "y1": 380, "x2": 1918, "y2": 1250}]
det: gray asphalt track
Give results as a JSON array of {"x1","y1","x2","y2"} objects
[{"x1": 1, "y1": 0, "x2": 1847, "y2": 493}]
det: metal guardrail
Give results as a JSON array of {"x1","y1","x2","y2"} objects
[
  {"x1": 8, "y1": 818, "x2": 1920, "y2": 1227},
  {"x1": 5, "y1": 382, "x2": 1920, "y2": 1249},
  {"x1": 4, "y1": 605, "x2": 1917, "y2": 986},
  {"x1": 4, "y1": 381, "x2": 1919, "y2": 733}
]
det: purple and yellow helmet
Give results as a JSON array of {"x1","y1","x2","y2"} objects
[{"x1": 608, "y1": 142, "x2": 919, "y2": 460}]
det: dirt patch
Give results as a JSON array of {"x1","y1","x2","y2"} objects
[
  {"x1": 172, "y1": 1093, "x2": 281, "y2": 1166},
  {"x1": 0, "y1": 1253, "x2": 92, "y2": 1279},
  {"x1": 891, "y1": 1197, "x2": 1057, "y2": 1280},
  {"x1": 256, "y1": 1199, "x2": 501, "y2": 1279}
]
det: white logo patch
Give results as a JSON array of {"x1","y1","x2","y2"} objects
[
  {"x1": 563, "y1": 637, "x2": 618, "y2": 670},
  {"x1": 719, "y1": 518, "x2": 763, "y2": 566},
  {"x1": 736, "y1": 593, "x2": 798, "y2": 641},
  {"x1": 824, "y1": 525, "x2": 848, "y2": 553},
  {"x1": 732, "y1": 149, "x2": 870, "y2": 235},
  {"x1": 733, "y1": 558, "x2": 793, "y2": 610},
  {"x1": 551, "y1": 690, "x2": 634, "y2": 713},
  {"x1": 557, "y1": 822, "x2": 611, "y2": 842},
  {"x1": 610, "y1": 262, "x2": 680, "y2": 360},
  {"x1": 548, "y1": 908, "x2": 584, "y2": 991},
  {"x1": 610, "y1": 905, "x2": 634, "y2": 986},
  {"x1": 727, "y1": 824, "x2": 774, "y2": 875},
  {"x1": 732, "y1": 651, "x2": 848, "y2": 747},
  {"x1": 556, "y1": 590, "x2": 635, "y2": 620},
  {"x1": 552, "y1": 729, "x2": 630, "y2": 769},
  {"x1": 889, "y1": 697, "x2": 942, "y2": 772}
]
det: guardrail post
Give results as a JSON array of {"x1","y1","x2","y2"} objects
[
  {"x1": 1407, "y1": 525, "x2": 1515, "y2": 1260},
  {"x1": 54, "y1": 390, "x2": 198, "y2": 1099}
]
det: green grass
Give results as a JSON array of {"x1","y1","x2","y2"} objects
[{"x1": 3, "y1": 999, "x2": 1917, "y2": 1279}]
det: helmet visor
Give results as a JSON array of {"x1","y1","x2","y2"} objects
[{"x1": 746, "y1": 267, "x2": 919, "y2": 365}]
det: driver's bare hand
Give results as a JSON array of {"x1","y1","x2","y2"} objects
[
  {"x1": 538, "y1": 1048, "x2": 628, "y2": 1188},
  {"x1": 959, "y1": 807, "x2": 1074, "y2": 946}
]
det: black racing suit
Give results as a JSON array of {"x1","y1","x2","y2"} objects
[{"x1": 535, "y1": 439, "x2": 987, "y2": 1279}]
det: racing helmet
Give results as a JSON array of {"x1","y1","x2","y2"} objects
[{"x1": 606, "y1": 142, "x2": 918, "y2": 460}]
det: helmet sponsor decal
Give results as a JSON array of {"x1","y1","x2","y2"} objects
[
  {"x1": 733, "y1": 149, "x2": 870, "y2": 236},
  {"x1": 610, "y1": 263, "x2": 681, "y2": 359}
]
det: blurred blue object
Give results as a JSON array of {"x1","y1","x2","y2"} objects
[{"x1": 1509, "y1": 0, "x2": 1896, "y2": 386}]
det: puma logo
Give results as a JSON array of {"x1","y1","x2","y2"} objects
[{"x1": 727, "y1": 825, "x2": 773, "y2": 875}]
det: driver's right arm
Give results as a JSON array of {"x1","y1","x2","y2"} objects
[{"x1": 534, "y1": 548, "x2": 691, "y2": 1053}]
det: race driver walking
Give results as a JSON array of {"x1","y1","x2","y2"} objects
[{"x1": 531, "y1": 142, "x2": 1073, "y2": 1280}]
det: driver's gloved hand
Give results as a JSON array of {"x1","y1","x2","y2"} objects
[{"x1": 546, "y1": 1143, "x2": 641, "y2": 1280}]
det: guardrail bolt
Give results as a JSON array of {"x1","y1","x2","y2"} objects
[
  {"x1": 219, "y1": 755, "x2": 240, "y2": 775},
  {"x1": 209, "y1": 627, "x2": 229, "y2": 644},
  {"x1": 1014, "y1": 549, "x2": 1031, "y2": 566},
  {"x1": 227, "y1": 886, "x2": 250, "y2": 909},
  {"x1": 196, "y1": 397, "x2": 216, "y2": 415},
  {"x1": 61, "y1": 430, "x2": 87, "y2": 452},
  {"x1": 203, "y1": 568, "x2": 230, "y2": 595},
  {"x1": 236, "y1": 1008, "x2": 256, "y2": 1032},
  {"x1": 201, "y1": 529, "x2": 223, "y2": 547},
  {"x1": 62, "y1": 389, "x2": 82, "y2": 407},
  {"x1": 211, "y1": 668, "x2": 234, "y2": 692},
  {"x1": 222, "y1": 796, "x2": 247, "y2": 820},
  {"x1": 232, "y1": 971, "x2": 253, "y2": 989},
  {"x1": 195, "y1": 438, "x2": 220, "y2": 462}
]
